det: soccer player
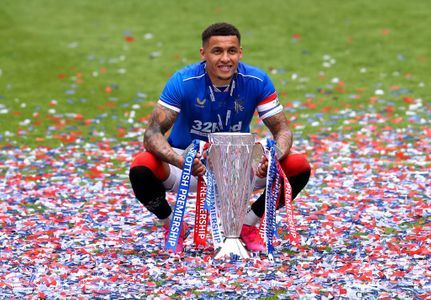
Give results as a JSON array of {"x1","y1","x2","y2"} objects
[{"x1": 129, "y1": 22, "x2": 311, "y2": 253}]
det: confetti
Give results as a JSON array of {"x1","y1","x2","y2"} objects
[
  {"x1": 0, "y1": 106, "x2": 429, "y2": 298},
  {"x1": 0, "y1": 30, "x2": 429, "y2": 299}
]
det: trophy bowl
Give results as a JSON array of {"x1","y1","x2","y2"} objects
[{"x1": 207, "y1": 132, "x2": 261, "y2": 259}]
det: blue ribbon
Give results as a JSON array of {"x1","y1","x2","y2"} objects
[
  {"x1": 264, "y1": 138, "x2": 279, "y2": 258},
  {"x1": 203, "y1": 169, "x2": 212, "y2": 211},
  {"x1": 204, "y1": 169, "x2": 223, "y2": 248},
  {"x1": 165, "y1": 139, "x2": 200, "y2": 252}
]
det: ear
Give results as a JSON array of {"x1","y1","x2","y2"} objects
[
  {"x1": 239, "y1": 47, "x2": 243, "y2": 59},
  {"x1": 200, "y1": 47, "x2": 205, "y2": 60}
]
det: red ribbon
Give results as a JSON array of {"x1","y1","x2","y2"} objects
[
  {"x1": 194, "y1": 176, "x2": 209, "y2": 247},
  {"x1": 258, "y1": 161, "x2": 300, "y2": 247},
  {"x1": 277, "y1": 162, "x2": 300, "y2": 245}
]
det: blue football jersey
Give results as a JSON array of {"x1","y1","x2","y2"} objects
[{"x1": 158, "y1": 61, "x2": 282, "y2": 149}]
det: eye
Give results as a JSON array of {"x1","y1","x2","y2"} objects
[
  {"x1": 228, "y1": 48, "x2": 239, "y2": 55},
  {"x1": 212, "y1": 48, "x2": 222, "y2": 54}
]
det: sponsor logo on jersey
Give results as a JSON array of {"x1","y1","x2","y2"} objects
[
  {"x1": 190, "y1": 120, "x2": 242, "y2": 137},
  {"x1": 196, "y1": 97, "x2": 207, "y2": 108}
]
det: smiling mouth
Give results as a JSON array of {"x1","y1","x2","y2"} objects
[{"x1": 218, "y1": 65, "x2": 232, "y2": 72}]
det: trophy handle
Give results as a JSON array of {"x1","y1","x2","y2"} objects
[
  {"x1": 251, "y1": 142, "x2": 264, "y2": 172},
  {"x1": 206, "y1": 144, "x2": 214, "y2": 171}
]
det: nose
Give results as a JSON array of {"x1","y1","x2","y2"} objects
[{"x1": 220, "y1": 51, "x2": 230, "y2": 62}]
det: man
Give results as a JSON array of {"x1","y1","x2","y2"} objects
[{"x1": 130, "y1": 23, "x2": 311, "y2": 253}]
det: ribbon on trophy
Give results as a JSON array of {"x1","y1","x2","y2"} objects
[
  {"x1": 165, "y1": 139, "x2": 200, "y2": 252},
  {"x1": 277, "y1": 160, "x2": 300, "y2": 245},
  {"x1": 259, "y1": 138, "x2": 300, "y2": 258},
  {"x1": 195, "y1": 140, "x2": 223, "y2": 250},
  {"x1": 192, "y1": 141, "x2": 224, "y2": 249},
  {"x1": 261, "y1": 139, "x2": 279, "y2": 259},
  {"x1": 191, "y1": 140, "x2": 223, "y2": 250},
  {"x1": 194, "y1": 175, "x2": 208, "y2": 247},
  {"x1": 193, "y1": 142, "x2": 210, "y2": 247},
  {"x1": 203, "y1": 166, "x2": 223, "y2": 249}
]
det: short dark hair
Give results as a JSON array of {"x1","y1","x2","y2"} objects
[{"x1": 201, "y1": 22, "x2": 241, "y2": 45}]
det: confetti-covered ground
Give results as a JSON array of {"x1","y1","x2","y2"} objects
[
  {"x1": 1, "y1": 1, "x2": 430, "y2": 298},
  {"x1": 1, "y1": 100, "x2": 430, "y2": 299}
]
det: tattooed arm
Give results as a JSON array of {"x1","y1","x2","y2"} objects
[
  {"x1": 263, "y1": 111, "x2": 293, "y2": 160},
  {"x1": 143, "y1": 104, "x2": 184, "y2": 169},
  {"x1": 143, "y1": 103, "x2": 207, "y2": 176},
  {"x1": 255, "y1": 111, "x2": 292, "y2": 178}
]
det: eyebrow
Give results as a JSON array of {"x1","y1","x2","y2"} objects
[{"x1": 211, "y1": 46, "x2": 239, "y2": 51}]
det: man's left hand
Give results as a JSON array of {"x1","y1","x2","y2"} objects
[{"x1": 256, "y1": 155, "x2": 268, "y2": 178}]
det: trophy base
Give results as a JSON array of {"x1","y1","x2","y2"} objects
[{"x1": 214, "y1": 237, "x2": 250, "y2": 259}]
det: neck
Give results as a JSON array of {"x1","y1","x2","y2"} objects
[
  {"x1": 213, "y1": 83, "x2": 229, "y2": 88},
  {"x1": 209, "y1": 74, "x2": 232, "y2": 87}
]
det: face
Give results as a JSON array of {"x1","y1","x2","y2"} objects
[{"x1": 200, "y1": 35, "x2": 242, "y2": 86}]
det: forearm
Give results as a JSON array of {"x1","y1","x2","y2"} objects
[
  {"x1": 263, "y1": 112, "x2": 293, "y2": 160},
  {"x1": 273, "y1": 128, "x2": 292, "y2": 160},
  {"x1": 144, "y1": 130, "x2": 183, "y2": 169},
  {"x1": 143, "y1": 103, "x2": 183, "y2": 169}
]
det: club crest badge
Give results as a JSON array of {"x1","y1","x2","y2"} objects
[{"x1": 234, "y1": 97, "x2": 244, "y2": 113}]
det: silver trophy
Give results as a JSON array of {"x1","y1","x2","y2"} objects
[{"x1": 207, "y1": 132, "x2": 262, "y2": 259}]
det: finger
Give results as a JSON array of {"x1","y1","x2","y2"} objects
[
  {"x1": 192, "y1": 160, "x2": 205, "y2": 176},
  {"x1": 196, "y1": 159, "x2": 204, "y2": 168},
  {"x1": 256, "y1": 169, "x2": 266, "y2": 178},
  {"x1": 255, "y1": 167, "x2": 263, "y2": 177},
  {"x1": 192, "y1": 158, "x2": 201, "y2": 167},
  {"x1": 256, "y1": 162, "x2": 268, "y2": 177},
  {"x1": 198, "y1": 166, "x2": 206, "y2": 177},
  {"x1": 193, "y1": 165, "x2": 206, "y2": 177}
]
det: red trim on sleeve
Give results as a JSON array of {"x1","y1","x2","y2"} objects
[{"x1": 258, "y1": 92, "x2": 278, "y2": 105}]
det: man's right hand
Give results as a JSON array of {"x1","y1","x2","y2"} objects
[
  {"x1": 181, "y1": 143, "x2": 207, "y2": 177},
  {"x1": 191, "y1": 152, "x2": 206, "y2": 177}
]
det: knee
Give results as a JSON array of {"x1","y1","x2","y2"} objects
[
  {"x1": 129, "y1": 165, "x2": 151, "y2": 182},
  {"x1": 280, "y1": 153, "x2": 311, "y2": 177},
  {"x1": 130, "y1": 151, "x2": 168, "y2": 180}
]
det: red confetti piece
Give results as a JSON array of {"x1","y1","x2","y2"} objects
[
  {"x1": 292, "y1": 33, "x2": 301, "y2": 40},
  {"x1": 124, "y1": 36, "x2": 135, "y2": 42}
]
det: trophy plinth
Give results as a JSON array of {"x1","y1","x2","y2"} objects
[
  {"x1": 214, "y1": 238, "x2": 250, "y2": 259},
  {"x1": 207, "y1": 133, "x2": 261, "y2": 259}
]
